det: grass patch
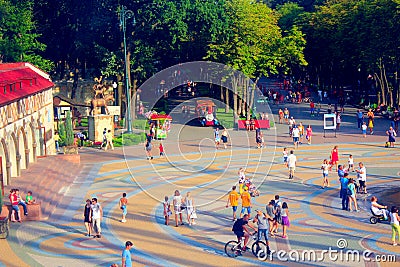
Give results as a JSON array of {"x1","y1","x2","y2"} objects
[
  {"x1": 113, "y1": 133, "x2": 147, "y2": 147},
  {"x1": 216, "y1": 108, "x2": 234, "y2": 129}
]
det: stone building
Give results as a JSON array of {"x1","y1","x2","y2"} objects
[{"x1": 0, "y1": 62, "x2": 55, "y2": 187}]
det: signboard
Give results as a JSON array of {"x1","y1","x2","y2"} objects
[
  {"x1": 107, "y1": 106, "x2": 121, "y2": 116},
  {"x1": 324, "y1": 114, "x2": 337, "y2": 130}
]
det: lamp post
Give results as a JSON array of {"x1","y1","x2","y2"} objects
[{"x1": 119, "y1": 5, "x2": 134, "y2": 133}]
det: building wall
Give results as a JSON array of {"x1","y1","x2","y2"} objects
[{"x1": 0, "y1": 88, "x2": 55, "y2": 186}]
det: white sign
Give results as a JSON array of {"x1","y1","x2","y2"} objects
[
  {"x1": 324, "y1": 114, "x2": 337, "y2": 130},
  {"x1": 107, "y1": 106, "x2": 121, "y2": 116}
]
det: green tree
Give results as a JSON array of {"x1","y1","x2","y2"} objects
[
  {"x1": 0, "y1": 0, "x2": 53, "y2": 71},
  {"x1": 64, "y1": 111, "x2": 74, "y2": 146},
  {"x1": 207, "y1": 0, "x2": 307, "y2": 118}
]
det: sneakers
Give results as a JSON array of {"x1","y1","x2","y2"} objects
[
  {"x1": 393, "y1": 243, "x2": 398, "y2": 246},
  {"x1": 121, "y1": 219, "x2": 127, "y2": 223}
]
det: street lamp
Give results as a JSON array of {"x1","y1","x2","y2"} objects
[{"x1": 119, "y1": 5, "x2": 135, "y2": 133}]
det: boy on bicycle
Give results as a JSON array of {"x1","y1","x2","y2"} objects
[{"x1": 232, "y1": 214, "x2": 257, "y2": 251}]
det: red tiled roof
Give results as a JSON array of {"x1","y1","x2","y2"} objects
[{"x1": 0, "y1": 62, "x2": 54, "y2": 107}]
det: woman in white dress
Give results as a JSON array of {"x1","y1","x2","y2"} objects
[
  {"x1": 185, "y1": 192, "x2": 197, "y2": 225},
  {"x1": 173, "y1": 190, "x2": 184, "y2": 227}
]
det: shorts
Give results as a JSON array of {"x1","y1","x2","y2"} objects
[
  {"x1": 323, "y1": 172, "x2": 328, "y2": 178},
  {"x1": 121, "y1": 205, "x2": 127, "y2": 215},
  {"x1": 284, "y1": 115, "x2": 289, "y2": 119},
  {"x1": 359, "y1": 180, "x2": 366, "y2": 188},
  {"x1": 283, "y1": 157, "x2": 288, "y2": 163},
  {"x1": 293, "y1": 137, "x2": 299, "y2": 142},
  {"x1": 289, "y1": 166, "x2": 296, "y2": 172},
  {"x1": 234, "y1": 231, "x2": 244, "y2": 239},
  {"x1": 241, "y1": 206, "x2": 251, "y2": 215},
  {"x1": 362, "y1": 130, "x2": 366, "y2": 134},
  {"x1": 232, "y1": 206, "x2": 238, "y2": 212}
]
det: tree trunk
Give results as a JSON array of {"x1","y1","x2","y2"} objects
[
  {"x1": 71, "y1": 68, "x2": 79, "y2": 99},
  {"x1": 225, "y1": 87, "x2": 230, "y2": 113},
  {"x1": 220, "y1": 84, "x2": 224, "y2": 103},
  {"x1": 232, "y1": 75, "x2": 238, "y2": 127}
]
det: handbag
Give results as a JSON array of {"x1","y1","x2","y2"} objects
[{"x1": 190, "y1": 211, "x2": 197, "y2": 219}]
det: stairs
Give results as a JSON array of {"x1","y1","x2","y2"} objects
[{"x1": 4, "y1": 154, "x2": 81, "y2": 220}]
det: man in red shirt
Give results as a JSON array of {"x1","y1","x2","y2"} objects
[{"x1": 9, "y1": 189, "x2": 21, "y2": 222}]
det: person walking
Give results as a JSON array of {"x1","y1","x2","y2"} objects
[
  {"x1": 356, "y1": 110, "x2": 364, "y2": 128},
  {"x1": 238, "y1": 168, "x2": 246, "y2": 194},
  {"x1": 121, "y1": 241, "x2": 133, "y2": 267},
  {"x1": 386, "y1": 126, "x2": 397, "y2": 148},
  {"x1": 330, "y1": 146, "x2": 339, "y2": 171},
  {"x1": 173, "y1": 190, "x2": 184, "y2": 227},
  {"x1": 163, "y1": 196, "x2": 172, "y2": 225},
  {"x1": 119, "y1": 193, "x2": 128, "y2": 223},
  {"x1": 54, "y1": 131, "x2": 60, "y2": 152},
  {"x1": 306, "y1": 125, "x2": 312, "y2": 144},
  {"x1": 336, "y1": 112, "x2": 342, "y2": 131},
  {"x1": 361, "y1": 122, "x2": 367, "y2": 138},
  {"x1": 240, "y1": 187, "x2": 252, "y2": 218},
  {"x1": 185, "y1": 192, "x2": 197, "y2": 225},
  {"x1": 281, "y1": 202, "x2": 290, "y2": 238},
  {"x1": 159, "y1": 143, "x2": 165, "y2": 157},
  {"x1": 221, "y1": 128, "x2": 228, "y2": 149},
  {"x1": 278, "y1": 109, "x2": 284, "y2": 124},
  {"x1": 292, "y1": 126, "x2": 300, "y2": 149},
  {"x1": 287, "y1": 150, "x2": 297, "y2": 179},
  {"x1": 91, "y1": 198, "x2": 103, "y2": 238},
  {"x1": 104, "y1": 130, "x2": 114, "y2": 151},
  {"x1": 145, "y1": 139, "x2": 153, "y2": 160},
  {"x1": 321, "y1": 159, "x2": 330, "y2": 189},
  {"x1": 390, "y1": 206, "x2": 400, "y2": 246},
  {"x1": 226, "y1": 186, "x2": 240, "y2": 221},
  {"x1": 83, "y1": 199, "x2": 92, "y2": 236},
  {"x1": 214, "y1": 127, "x2": 221, "y2": 149},
  {"x1": 347, "y1": 179, "x2": 359, "y2": 212}
]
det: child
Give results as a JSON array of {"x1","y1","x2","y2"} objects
[
  {"x1": 321, "y1": 159, "x2": 330, "y2": 189},
  {"x1": 159, "y1": 143, "x2": 165, "y2": 158},
  {"x1": 368, "y1": 119, "x2": 374, "y2": 135},
  {"x1": 348, "y1": 155, "x2": 355, "y2": 172},
  {"x1": 238, "y1": 168, "x2": 246, "y2": 194},
  {"x1": 25, "y1": 191, "x2": 35, "y2": 204},
  {"x1": 163, "y1": 196, "x2": 172, "y2": 225},
  {"x1": 361, "y1": 122, "x2": 367, "y2": 138},
  {"x1": 283, "y1": 148, "x2": 288, "y2": 166}
]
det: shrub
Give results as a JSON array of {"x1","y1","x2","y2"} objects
[
  {"x1": 58, "y1": 122, "x2": 66, "y2": 146},
  {"x1": 113, "y1": 133, "x2": 147, "y2": 147}
]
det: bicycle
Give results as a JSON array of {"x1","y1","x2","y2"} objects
[{"x1": 224, "y1": 232, "x2": 269, "y2": 258}]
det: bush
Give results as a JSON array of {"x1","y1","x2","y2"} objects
[
  {"x1": 58, "y1": 122, "x2": 66, "y2": 146},
  {"x1": 113, "y1": 133, "x2": 147, "y2": 147},
  {"x1": 132, "y1": 119, "x2": 149, "y2": 130},
  {"x1": 218, "y1": 118, "x2": 234, "y2": 129}
]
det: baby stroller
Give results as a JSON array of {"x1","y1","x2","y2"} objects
[{"x1": 245, "y1": 182, "x2": 259, "y2": 197}]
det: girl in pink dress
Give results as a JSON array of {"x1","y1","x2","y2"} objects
[
  {"x1": 330, "y1": 146, "x2": 339, "y2": 171},
  {"x1": 306, "y1": 125, "x2": 313, "y2": 144}
]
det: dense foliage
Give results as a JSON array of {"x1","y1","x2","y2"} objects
[{"x1": 0, "y1": 0, "x2": 399, "y2": 106}]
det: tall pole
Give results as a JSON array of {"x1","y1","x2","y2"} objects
[{"x1": 119, "y1": 6, "x2": 134, "y2": 133}]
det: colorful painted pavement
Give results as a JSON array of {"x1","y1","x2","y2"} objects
[{"x1": 1, "y1": 105, "x2": 400, "y2": 266}]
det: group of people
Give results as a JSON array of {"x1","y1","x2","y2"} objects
[
  {"x1": 8, "y1": 189, "x2": 34, "y2": 222},
  {"x1": 163, "y1": 190, "x2": 197, "y2": 227},
  {"x1": 230, "y1": 194, "x2": 291, "y2": 253},
  {"x1": 144, "y1": 127, "x2": 165, "y2": 160}
]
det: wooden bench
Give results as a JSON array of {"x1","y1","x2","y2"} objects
[
  {"x1": 238, "y1": 119, "x2": 270, "y2": 130},
  {"x1": 0, "y1": 203, "x2": 41, "y2": 221}
]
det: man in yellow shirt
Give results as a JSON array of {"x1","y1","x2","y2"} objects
[
  {"x1": 240, "y1": 187, "x2": 252, "y2": 218},
  {"x1": 226, "y1": 186, "x2": 240, "y2": 221}
]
